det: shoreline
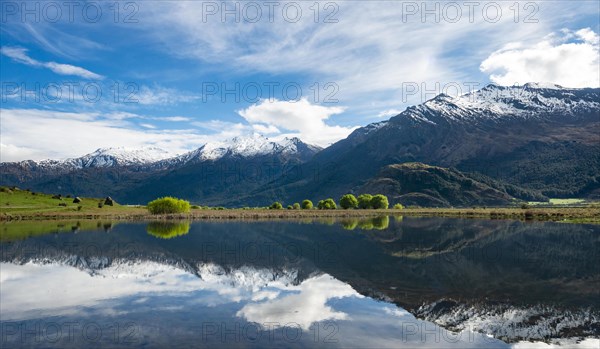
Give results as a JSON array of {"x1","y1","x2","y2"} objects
[{"x1": 2, "y1": 207, "x2": 599, "y2": 224}]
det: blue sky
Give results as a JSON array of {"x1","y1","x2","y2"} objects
[{"x1": 1, "y1": 1, "x2": 599, "y2": 161}]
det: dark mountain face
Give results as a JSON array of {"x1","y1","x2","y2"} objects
[
  {"x1": 357, "y1": 162, "x2": 545, "y2": 207},
  {"x1": 239, "y1": 84, "x2": 599, "y2": 205}
]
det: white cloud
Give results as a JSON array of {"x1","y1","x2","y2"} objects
[
  {"x1": 237, "y1": 98, "x2": 356, "y2": 147},
  {"x1": 136, "y1": 85, "x2": 200, "y2": 105},
  {"x1": 377, "y1": 109, "x2": 402, "y2": 118},
  {"x1": 140, "y1": 0, "x2": 595, "y2": 110},
  {"x1": 0, "y1": 108, "x2": 232, "y2": 161},
  {"x1": 480, "y1": 28, "x2": 600, "y2": 88},
  {"x1": 0, "y1": 46, "x2": 103, "y2": 80},
  {"x1": 153, "y1": 116, "x2": 191, "y2": 122},
  {"x1": 236, "y1": 274, "x2": 362, "y2": 330}
]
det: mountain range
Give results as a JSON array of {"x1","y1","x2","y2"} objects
[{"x1": 1, "y1": 83, "x2": 599, "y2": 206}]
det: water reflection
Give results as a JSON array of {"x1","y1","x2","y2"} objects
[
  {"x1": 146, "y1": 221, "x2": 190, "y2": 239},
  {"x1": 340, "y1": 216, "x2": 391, "y2": 230},
  {"x1": 0, "y1": 217, "x2": 598, "y2": 348}
]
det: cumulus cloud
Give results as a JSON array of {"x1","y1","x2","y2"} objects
[
  {"x1": 0, "y1": 46, "x2": 103, "y2": 80},
  {"x1": 480, "y1": 28, "x2": 600, "y2": 88},
  {"x1": 237, "y1": 98, "x2": 356, "y2": 147}
]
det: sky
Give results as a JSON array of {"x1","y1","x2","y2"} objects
[{"x1": 1, "y1": 0, "x2": 599, "y2": 161}]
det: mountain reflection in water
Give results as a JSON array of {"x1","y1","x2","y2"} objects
[{"x1": 0, "y1": 217, "x2": 598, "y2": 348}]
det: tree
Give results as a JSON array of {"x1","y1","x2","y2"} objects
[
  {"x1": 371, "y1": 194, "x2": 389, "y2": 209},
  {"x1": 339, "y1": 194, "x2": 358, "y2": 209},
  {"x1": 301, "y1": 199, "x2": 313, "y2": 209},
  {"x1": 357, "y1": 194, "x2": 373, "y2": 209},
  {"x1": 293, "y1": 202, "x2": 301, "y2": 210},
  {"x1": 147, "y1": 197, "x2": 191, "y2": 214},
  {"x1": 318, "y1": 198, "x2": 337, "y2": 210},
  {"x1": 393, "y1": 203, "x2": 404, "y2": 210},
  {"x1": 287, "y1": 205, "x2": 293, "y2": 209},
  {"x1": 269, "y1": 202, "x2": 283, "y2": 210}
]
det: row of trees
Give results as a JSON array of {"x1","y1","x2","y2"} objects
[
  {"x1": 270, "y1": 194, "x2": 402, "y2": 210},
  {"x1": 340, "y1": 194, "x2": 389, "y2": 209},
  {"x1": 144, "y1": 195, "x2": 401, "y2": 213}
]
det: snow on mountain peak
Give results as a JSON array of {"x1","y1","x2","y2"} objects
[
  {"x1": 411, "y1": 83, "x2": 600, "y2": 122},
  {"x1": 173, "y1": 134, "x2": 318, "y2": 163},
  {"x1": 63, "y1": 146, "x2": 174, "y2": 168}
]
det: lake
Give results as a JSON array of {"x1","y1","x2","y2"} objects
[{"x1": 1, "y1": 217, "x2": 598, "y2": 348}]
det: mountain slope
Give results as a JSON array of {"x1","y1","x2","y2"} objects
[
  {"x1": 240, "y1": 84, "x2": 599, "y2": 205},
  {"x1": 357, "y1": 162, "x2": 546, "y2": 207}
]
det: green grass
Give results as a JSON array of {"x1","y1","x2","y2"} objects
[{"x1": 0, "y1": 187, "x2": 146, "y2": 218}]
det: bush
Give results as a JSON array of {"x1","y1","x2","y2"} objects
[
  {"x1": 301, "y1": 199, "x2": 313, "y2": 210},
  {"x1": 191, "y1": 205, "x2": 201, "y2": 209},
  {"x1": 339, "y1": 194, "x2": 358, "y2": 209},
  {"x1": 77, "y1": 205, "x2": 83, "y2": 211},
  {"x1": 317, "y1": 198, "x2": 337, "y2": 210},
  {"x1": 357, "y1": 194, "x2": 373, "y2": 209},
  {"x1": 371, "y1": 194, "x2": 389, "y2": 209},
  {"x1": 147, "y1": 197, "x2": 191, "y2": 214},
  {"x1": 293, "y1": 202, "x2": 301, "y2": 210},
  {"x1": 393, "y1": 203, "x2": 404, "y2": 210},
  {"x1": 521, "y1": 203, "x2": 530, "y2": 209},
  {"x1": 269, "y1": 202, "x2": 283, "y2": 210},
  {"x1": 287, "y1": 205, "x2": 293, "y2": 210}
]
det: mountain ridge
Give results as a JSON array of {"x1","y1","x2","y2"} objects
[{"x1": 2, "y1": 83, "x2": 599, "y2": 205}]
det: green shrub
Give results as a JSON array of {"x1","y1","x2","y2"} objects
[
  {"x1": 521, "y1": 203, "x2": 530, "y2": 209},
  {"x1": 293, "y1": 202, "x2": 301, "y2": 210},
  {"x1": 191, "y1": 205, "x2": 201, "y2": 209},
  {"x1": 339, "y1": 194, "x2": 358, "y2": 209},
  {"x1": 147, "y1": 197, "x2": 191, "y2": 214},
  {"x1": 393, "y1": 203, "x2": 404, "y2": 210},
  {"x1": 269, "y1": 202, "x2": 283, "y2": 210},
  {"x1": 301, "y1": 200, "x2": 313, "y2": 210},
  {"x1": 287, "y1": 205, "x2": 293, "y2": 210},
  {"x1": 357, "y1": 194, "x2": 373, "y2": 209},
  {"x1": 317, "y1": 198, "x2": 337, "y2": 210},
  {"x1": 371, "y1": 194, "x2": 389, "y2": 209}
]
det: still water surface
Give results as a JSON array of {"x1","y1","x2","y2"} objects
[{"x1": 1, "y1": 217, "x2": 598, "y2": 348}]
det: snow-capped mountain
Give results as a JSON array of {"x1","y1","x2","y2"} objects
[
  {"x1": 256, "y1": 83, "x2": 600, "y2": 205},
  {"x1": 2, "y1": 83, "x2": 598, "y2": 205},
  {"x1": 63, "y1": 146, "x2": 174, "y2": 168},
  {"x1": 2, "y1": 135, "x2": 321, "y2": 170},
  {"x1": 171, "y1": 134, "x2": 321, "y2": 164},
  {"x1": 9, "y1": 146, "x2": 174, "y2": 170},
  {"x1": 402, "y1": 83, "x2": 600, "y2": 124},
  {"x1": 0, "y1": 134, "x2": 322, "y2": 203}
]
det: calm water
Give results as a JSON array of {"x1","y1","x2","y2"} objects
[{"x1": 1, "y1": 217, "x2": 598, "y2": 348}]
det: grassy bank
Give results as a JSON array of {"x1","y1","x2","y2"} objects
[{"x1": 1, "y1": 188, "x2": 598, "y2": 224}]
